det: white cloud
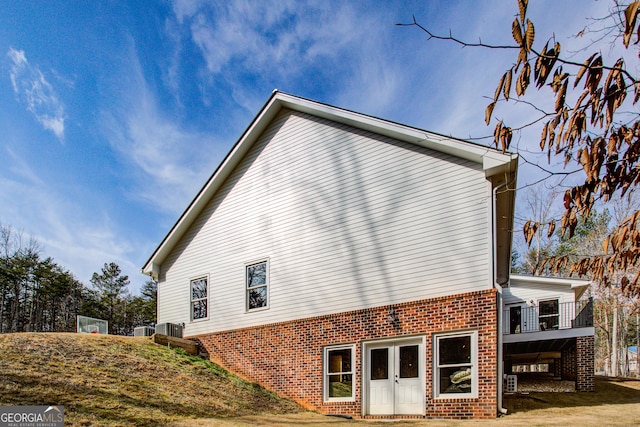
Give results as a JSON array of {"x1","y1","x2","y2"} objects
[
  {"x1": 174, "y1": 1, "x2": 361, "y2": 76},
  {"x1": 101, "y1": 40, "x2": 222, "y2": 216},
  {"x1": 7, "y1": 48, "x2": 66, "y2": 141}
]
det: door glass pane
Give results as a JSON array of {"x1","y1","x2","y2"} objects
[
  {"x1": 370, "y1": 348, "x2": 388, "y2": 380},
  {"x1": 399, "y1": 345, "x2": 419, "y2": 378},
  {"x1": 439, "y1": 336, "x2": 471, "y2": 365}
]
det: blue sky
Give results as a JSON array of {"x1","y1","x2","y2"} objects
[{"x1": 0, "y1": 1, "x2": 616, "y2": 292}]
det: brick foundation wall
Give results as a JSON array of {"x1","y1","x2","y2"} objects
[
  {"x1": 561, "y1": 344, "x2": 577, "y2": 381},
  {"x1": 193, "y1": 289, "x2": 498, "y2": 419},
  {"x1": 576, "y1": 335, "x2": 595, "y2": 392}
]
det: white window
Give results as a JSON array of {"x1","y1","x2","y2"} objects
[
  {"x1": 190, "y1": 276, "x2": 208, "y2": 321},
  {"x1": 538, "y1": 299, "x2": 559, "y2": 330},
  {"x1": 246, "y1": 260, "x2": 268, "y2": 311},
  {"x1": 434, "y1": 330, "x2": 478, "y2": 398},
  {"x1": 324, "y1": 344, "x2": 355, "y2": 402}
]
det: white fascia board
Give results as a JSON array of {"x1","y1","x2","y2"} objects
[{"x1": 510, "y1": 274, "x2": 591, "y2": 289}]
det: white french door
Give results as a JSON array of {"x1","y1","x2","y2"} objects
[{"x1": 365, "y1": 338, "x2": 425, "y2": 415}]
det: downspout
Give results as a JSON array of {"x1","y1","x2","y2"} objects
[{"x1": 492, "y1": 173, "x2": 515, "y2": 416}]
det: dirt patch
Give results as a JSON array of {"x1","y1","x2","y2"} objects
[{"x1": 512, "y1": 372, "x2": 576, "y2": 392}]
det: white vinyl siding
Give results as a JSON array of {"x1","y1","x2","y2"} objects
[
  {"x1": 503, "y1": 280, "x2": 575, "y2": 306},
  {"x1": 157, "y1": 110, "x2": 493, "y2": 333}
]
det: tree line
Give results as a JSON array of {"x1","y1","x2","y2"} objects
[{"x1": 0, "y1": 223, "x2": 155, "y2": 335}]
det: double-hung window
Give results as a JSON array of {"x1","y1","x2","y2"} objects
[
  {"x1": 190, "y1": 276, "x2": 208, "y2": 321},
  {"x1": 434, "y1": 330, "x2": 477, "y2": 398},
  {"x1": 324, "y1": 345, "x2": 355, "y2": 401},
  {"x1": 246, "y1": 260, "x2": 268, "y2": 311}
]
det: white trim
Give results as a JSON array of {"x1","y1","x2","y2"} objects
[
  {"x1": 324, "y1": 343, "x2": 356, "y2": 402},
  {"x1": 245, "y1": 258, "x2": 270, "y2": 312},
  {"x1": 510, "y1": 274, "x2": 591, "y2": 289},
  {"x1": 361, "y1": 335, "x2": 426, "y2": 416},
  {"x1": 433, "y1": 330, "x2": 478, "y2": 399},
  {"x1": 189, "y1": 274, "x2": 209, "y2": 322}
]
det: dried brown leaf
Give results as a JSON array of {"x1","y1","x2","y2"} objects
[
  {"x1": 494, "y1": 73, "x2": 506, "y2": 102},
  {"x1": 519, "y1": 0, "x2": 528, "y2": 22},
  {"x1": 503, "y1": 69, "x2": 512, "y2": 101},
  {"x1": 523, "y1": 220, "x2": 535, "y2": 246},
  {"x1": 624, "y1": 2, "x2": 640, "y2": 48},
  {"x1": 534, "y1": 42, "x2": 547, "y2": 81},
  {"x1": 524, "y1": 19, "x2": 535, "y2": 52},
  {"x1": 574, "y1": 53, "x2": 597, "y2": 88},
  {"x1": 501, "y1": 126, "x2": 513, "y2": 152},
  {"x1": 512, "y1": 18, "x2": 523, "y2": 45},
  {"x1": 494, "y1": 120, "x2": 503, "y2": 146},
  {"x1": 585, "y1": 55, "x2": 603, "y2": 94},
  {"x1": 563, "y1": 189, "x2": 572, "y2": 210},
  {"x1": 568, "y1": 209, "x2": 578, "y2": 237},
  {"x1": 547, "y1": 220, "x2": 556, "y2": 238},
  {"x1": 516, "y1": 48, "x2": 528, "y2": 72},
  {"x1": 540, "y1": 121, "x2": 548, "y2": 151},
  {"x1": 555, "y1": 79, "x2": 568, "y2": 112},
  {"x1": 485, "y1": 102, "x2": 496, "y2": 125},
  {"x1": 516, "y1": 62, "x2": 530, "y2": 96}
]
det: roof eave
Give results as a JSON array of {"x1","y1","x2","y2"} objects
[{"x1": 510, "y1": 274, "x2": 592, "y2": 289}]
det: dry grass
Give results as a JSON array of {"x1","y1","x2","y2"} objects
[
  {"x1": 1, "y1": 333, "x2": 638, "y2": 426},
  {"x1": 0, "y1": 333, "x2": 301, "y2": 426},
  {"x1": 180, "y1": 376, "x2": 640, "y2": 426}
]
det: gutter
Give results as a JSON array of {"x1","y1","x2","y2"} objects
[{"x1": 492, "y1": 173, "x2": 516, "y2": 416}]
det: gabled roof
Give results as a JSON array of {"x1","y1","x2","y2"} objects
[{"x1": 142, "y1": 91, "x2": 518, "y2": 278}]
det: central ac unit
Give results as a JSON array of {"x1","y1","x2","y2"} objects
[
  {"x1": 133, "y1": 326, "x2": 155, "y2": 336},
  {"x1": 156, "y1": 322, "x2": 183, "y2": 338}
]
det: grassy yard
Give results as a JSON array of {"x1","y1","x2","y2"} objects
[
  {"x1": 190, "y1": 377, "x2": 640, "y2": 426},
  {"x1": 0, "y1": 333, "x2": 301, "y2": 426},
  {"x1": 0, "y1": 333, "x2": 638, "y2": 426}
]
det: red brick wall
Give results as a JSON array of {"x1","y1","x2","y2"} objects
[
  {"x1": 193, "y1": 289, "x2": 498, "y2": 419},
  {"x1": 576, "y1": 335, "x2": 595, "y2": 392}
]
